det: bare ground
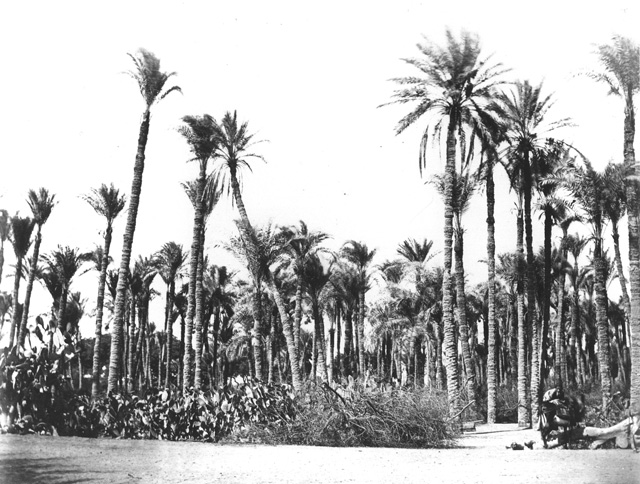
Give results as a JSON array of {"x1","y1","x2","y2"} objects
[{"x1": 0, "y1": 424, "x2": 638, "y2": 484}]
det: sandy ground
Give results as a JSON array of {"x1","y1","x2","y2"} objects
[{"x1": 0, "y1": 424, "x2": 639, "y2": 484}]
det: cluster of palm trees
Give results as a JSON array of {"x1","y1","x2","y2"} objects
[
  {"x1": 384, "y1": 29, "x2": 640, "y2": 424},
  {"x1": 1, "y1": 31, "x2": 639, "y2": 432}
]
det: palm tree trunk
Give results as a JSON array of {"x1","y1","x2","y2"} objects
[
  {"x1": 516, "y1": 207, "x2": 528, "y2": 427},
  {"x1": 18, "y1": 227, "x2": 42, "y2": 345},
  {"x1": 9, "y1": 257, "x2": 23, "y2": 348},
  {"x1": 293, "y1": 275, "x2": 303, "y2": 361},
  {"x1": 251, "y1": 285, "x2": 264, "y2": 380},
  {"x1": 623, "y1": 98, "x2": 640, "y2": 413},
  {"x1": 485, "y1": 156, "x2": 498, "y2": 422},
  {"x1": 455, "y1": 227, "x2": 476, "y2": 402},
  {"x1": 524, "y1": 179, "x2": 540, "y2": 427},
  {"x1": 594, "y1": 248, "x2": 612, "y2": 406},
  {"x1": 540, "y1": 208, "x2": 553, "y2": 384},
  {"x1": 211, "y1": 306, "x2": 220, "y2": 387},
  {"x1": 612, "y1": 227, "x2": 632, "y2": 377},
  {"x1": 164, "y1": 282, "x2": 174, "y2": 389},
  {"x1": 357, "y1": 289, "x2": 366, "y2": 378},
  {"x1": 92, "y1": 225, "x2": 113, "y2": 399},
  {"x1": 555, "y1": 268, "x2": 567, "y2": 391},
  {"x1": 442, "y1": 118, "x2": 459, "y2": 417},
  {"x1": 268, "y1": 281, "x2": 303, "y2": 392},
  {"x1": 108, "y1": 108, "x2": 151, "y2": 394},
  {"x1": 313, "y1": 299, "x2": 328, "y2": 382},
  {"x1": 194, "y1": 216, "x2": 207, "y2": 389},
  {"x1": 127, "y1": 301, "x2": 137, "y2": 393},
  {"x1": 344, "y1": 309, "x2": 353, "y2": 377}
]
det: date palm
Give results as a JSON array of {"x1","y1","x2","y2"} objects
[
  {"x1": 8, "y1": 215, "x2": 33, "y2": 348},
  {"x1": 385, "y1": 29, "x2": 507, "y2": 415},
  {"x1": 178, "y1": 114, "x2": 218, "y2": 390},
  {"x1": 499, "y1": 79, "x2": 570, "y2": 424},
  {"x1": 83, "y1": 184, "x2": 125, "y2": 398},
  {"x1": 155, "y1": 242, "x2": 186, "y2": 389},
  {"x1": 108, "y1": 49, "x2": 181, "y2": 394},
  {"x1": 281, "y1": 221, "x2": 329, "y2": 359},
  {"x1": 564, "y1": 159, "x2": 612, "y2": 406},
  {"x1": 214, "y1": 111, "x2": 302, "y2": 391},
  {"x1": 18, "y1": 188, "x2": 56, "y2": 346},
  {"x1": 43, "y1": 246, "x2": 91, "y2": 352},
  {"x1": 591, "y1": 35, "x2": 640, "y2": 412},
  {"x1": 341, "y1": 240, "x2": 376, "y2": 377}
]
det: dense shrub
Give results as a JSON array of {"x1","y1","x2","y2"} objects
[{"x1": 234, "y1": 381, "x2": 458, "y2": 448}]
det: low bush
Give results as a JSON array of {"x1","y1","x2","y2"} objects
[{"x1": 233, "y1": 381, "x2": 458, "y2": 448}]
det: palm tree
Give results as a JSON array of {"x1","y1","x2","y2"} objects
[
  {"x1": 178, "y1": 114, "x2": 218, "y2": 390},
  {"x1": 155, "y1": 242, "x2": 186, "y2": 389},
  {"x1": 341, "y1": 240, "x2": 376, "y2": 377},
  {"x1": 386, "y1": 29, "x2": 507, "y2": 415},
  {"x1": 0, "y1": 209, "x2": 9, "y2": 286},
  {"x1": 107, "y1": 49, "x2": 181, "y2": 394},
  {"x1": 213, "y1": 111, "x2": 302, "y2": 391},
  {"x1": 18, "y1": 188, "x2": 56, "y2": 346},
  {"x1": 281, "y1": 221, "x2": 329, "y2": 359},
  {"x1": 500, "y1": 79, "x2": 570, "y2": 425},
  {"x1": 8, "y1": 215, "x2": 33, "y2": 348},
  {"x1": 83, "y1": 184, "x2": 125, "y2": 398},
  {"x1": 564, "y1": 159, "x2": 612, "y2": 406},
  {"x1": 43, "y1": 246, "x2": 91, "y2": 352},
  {"x1": 591, "y1": 35, "x2": 640, "y2": 413}
]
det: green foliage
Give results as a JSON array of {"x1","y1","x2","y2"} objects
[{"x1": 238, "y1": 382, "x2": 458, "y2": 448}]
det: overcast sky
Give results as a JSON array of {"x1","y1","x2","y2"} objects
[{"x1": 1, "y1": 0, "x2": 638, "y2": 337}]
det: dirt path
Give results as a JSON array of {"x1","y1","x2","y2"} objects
[{"x1": 1, "y1": 425, "x2": 638, "y2": 483}]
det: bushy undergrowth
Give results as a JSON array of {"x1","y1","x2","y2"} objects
[{"x1": 234, "y1": 381, "x2": 458, "y2": 448}]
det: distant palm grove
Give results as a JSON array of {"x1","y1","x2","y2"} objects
[{"x1": 2, "y1": 30, "x2": 640, "y2": 435}]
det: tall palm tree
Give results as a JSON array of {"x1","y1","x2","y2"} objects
[
  {"x1": 213, "y1": 111, "x2": 302, "y2": 391},
  {"x1": 500, "y1": 79, "x2": 570, "y2": 425},
  {"x1": 178, "y1": 114, "x2": 218, "y2": 390},
  {"x1": 43, "y1": 246, "x2": 91, "y2": 352},
  {"x1": 155, "y1": 242, "x2": 186, "y2": 389},
  {"x1": 107, "y1": 49, "x2": 181, "y2": 394},
  {"x1": 18, "y1": 188, "x2": 56, "y2": 346},
  {"x1": 433, "y1": 171, "x2": 478, "y2": 400},
  {"x1": 0, "y1": 209, "x2": 10, "y2": 286},
  {"x1": 8, "y1": 215, "x2": 33, "y2": 348},
  {"x1": 281, "y1": 221, "x2": 329, "y2": 358},
  {"x1": 341, "y1": 240, "x2": 376, "y2": 377},
  {"x1": 591, "y1": 35, "x2": 640, "y2": 412},
  {"x1": 83, "y1": 184, "x2": 125, "y2": 398},
  {"x1": 386, "y1": 29, "x2": 507, "y2": 415},
  {"x1": 564, "y1": 159, "x2": 612, "y2": 406}
]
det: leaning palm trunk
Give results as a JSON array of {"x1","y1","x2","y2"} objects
[
  {"x1": 485, "y1": 158, "x2": 497, "y2": 423},
  {"x1": 455, "y1": 228, "x2": 476, "y2": 402},
  {"x1": 442, "y1": 119, "x2": 459, "y2": 416},
  {"x1": 108, "y1": 109, "x2": 150, "y2": 394},
  {"x1": 18, "y1": 228, "x2": 42, "y2": 346},
  {"x1": 594, "y1": 249, "x2": 612, "y2": 406},
  {"x1": 92, "y1": 224, "x2": 113, "y2": 398}
]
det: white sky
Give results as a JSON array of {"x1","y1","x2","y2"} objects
[{"x1": 0, "y1": 0, "x2": 638, "y2": 337}]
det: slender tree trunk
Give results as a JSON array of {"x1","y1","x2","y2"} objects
[
  {"x1": 357, "y1": 289, "x2": 366, "y2": 378},
  {"x1": 293, "y1": 275, "x2": 303, "y2": 361},
  {"x1": 108, "y1": 108, "x2": 151, "y2": 394},
  {"x1": 516, "y1": 207, "x2": 529, "y2": 427},
  {"x1": 9, "y1": 257, "x2": 23, "y2": 349},
  {"x1": 127, "y1": 301, "x2": 137, "y2": 393},
  {"x1": 442, "y1": 118, "x2": 459, "y2": 417},
  {"x1": 92, "y1": 224, "x2": 113, "y2": 399},
  {"x1": 594, "y1": 246, "x2": 612, "y2": 407},
  {"x1": 251, "y1": 285, "x2": 264, "y2": 381},
  {"x1": 164, "y1": 281, "x2": 175, "y2": 389},
  {"x1": 185, "y1": 162, "x2": 206, "y2": 391},
  {"x1": 211, "y1": 306, "x2": 220, "y2": 387},
  {"x1": 555, "y1": 267, "x2": 568, "y2": 391},
  {"x1": 268, "y1": 281, "x2": 303, "y2": 392},
  {"x1": 540, "y1": 208, "x2": 552, "y2": 384},
  {"x1": 313, "y1": 299, "x2": 328, "y2": 382},
  {"x1": 344, "y1": 310, "x2": 353, "y2": 377},
  {"x1": 194, "y1": 213, "x2": 207, "y2": 389},
  {"x1": 18, "y1": 227, "x2": 42, "y2": 345},
  {"x1": 455, "y1": 227, "x2": 476, "y2": 401},
  {"x1": 486, "y1": 158, "x2": 498, "y2": 423}
]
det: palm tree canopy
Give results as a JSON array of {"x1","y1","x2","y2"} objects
[
  {"x1": 154, "y1": 241, "x2": 187, "y2": 285},
  {"x1": 83, "y1": 184, "x2": 126, "y2": 225},
  {"x1": 179, "y1": 114, "x2": 218, "y2": 163},
  {"x1": 27, "y1": 188, "x2": 56, "y2": 227},
  {"x1": 0, "y1": 209, "x2": 9, "y2": 243},
  {"x1": 396, "y1": 237, "x2": 435, "y2": 263},
  {"x1": 44, "y1": 246, "x2": 92, "y2": 287},
  {"x1": 9, "y1": 215, "x2": 34, "y2": 258},
  {"x1": 127, "y1": 48, "x2": 182, "y2": 108},
  {"x1": 281, "y1": 220, "x2": 329, "y2": 274},
  {"x1": 590, "y1": 36, "x2": 640, "y2": 101},
  {"x1": 385, "y1": 28, "x2": 508, "y2": 173},
  {"x1": 212, "y1": 111, "x2": 265, "y2": 199}
]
